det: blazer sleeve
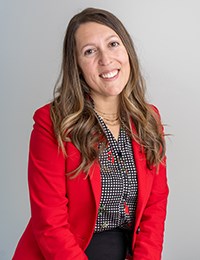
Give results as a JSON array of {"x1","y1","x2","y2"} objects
[
  {"x1": 28, "y1": 104, "x2": 88, "y2": 260},
  {"x1": 133, "y1": 160, "x2": 169, "y2": 260},
  {"x1": 133, "y1": 106, "x2": 169, "y2": 260}
]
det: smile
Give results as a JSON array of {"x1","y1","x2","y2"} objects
[{"x1": 100, "y1": 69, "x2": 119, "y2": 79}]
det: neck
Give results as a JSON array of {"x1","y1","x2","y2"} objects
[
  {"x1": 94, "y1": 108, "x2": 118, "y2": 117},
  {"x1": 92, "y1": 96, "x2": 120, "y2": 115}
]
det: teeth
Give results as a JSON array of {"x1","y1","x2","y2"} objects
[{"x1": 101, "y1": 70, "x2": 118, "y2": 79}]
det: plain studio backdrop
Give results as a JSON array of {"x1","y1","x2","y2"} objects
[{"x1": 1, "y1": 1, "x2": 200, "y2": 259}]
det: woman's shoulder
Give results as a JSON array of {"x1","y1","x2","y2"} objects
[
  {"x1": 32, "y1": 103, "x2": 53, "y2": 128},
  {"x1": 148, "y1": 103, "x2": 162, "y2": 119},
  {"x1": 33, "y1": 103, "x2": 51, "y2": 117},
  {"x1": 148, "y1": 103, "x2": 159, "y2": 113}
]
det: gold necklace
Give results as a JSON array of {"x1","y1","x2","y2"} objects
[
  {"x1": 104, "y1": 121, "x2": 120, "y2": 126},
  {"x1": 94, "y1": 108, "x2": 118, "y2": 117},
  {"x1": 98, "y1": 115, "x2": 120, "y2": 126},
  {"x1": 94, "y1": 108, "x2": 120, "y2": 126},
  {"x1": 95, "y1": 110, "x2": 119, "y2": 122},
  {"x1": 102, "y1": 118, "x2": 120, "y2": 126},
  {"x1": 96, "y1": 113, "x2": 119, "y2": 123},
  {"x1": 101, "y1": 116, "x2": 119, "y2": 122}
]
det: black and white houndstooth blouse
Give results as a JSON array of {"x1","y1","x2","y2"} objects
[{"x1": 95, "y1": 115, "x2": 138, "y2": 232}]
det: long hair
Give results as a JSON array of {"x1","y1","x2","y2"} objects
[{"x1": 50, "y1": 7, "x2": 166, "y2": 177}]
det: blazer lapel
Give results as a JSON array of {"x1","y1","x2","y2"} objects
[
  {"x1": 131, "y1": 123, "x2": 154, "y2": 223},
  {"x1": 132, "y1": 137, "x2": 147, "y2": 219},
  {"x1": 88, "y1": 161, "x2": 102, "y2": 213},
  {"x1": 65, "y1": 141, "x2": 102, "y2": 214}
]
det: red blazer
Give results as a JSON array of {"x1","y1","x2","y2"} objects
[{"x1": 13, "y1": 104, "x2": 169, "y2": 260}]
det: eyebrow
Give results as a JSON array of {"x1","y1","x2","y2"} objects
[{"x1": 80, "y1": 34, "x2": 120, "y2": 52}]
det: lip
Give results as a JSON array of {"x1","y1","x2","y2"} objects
[{"x1": 99, "y1": 69, "x2": 119, "y2": 79}]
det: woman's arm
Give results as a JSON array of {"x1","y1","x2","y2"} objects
[
  {"x1": 133, "y1": 159, "x2": 169, "y2": 260},
  {"x1": 28, "y1": 104, "x2": 88, "y2": 260},
  {"x1": 133, "y1": 106, "x2": 169, "y2": 260}
]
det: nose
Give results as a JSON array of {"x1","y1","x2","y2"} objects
[{"x1": 98, "y1": 50, "x2": 112, "y2": 66}]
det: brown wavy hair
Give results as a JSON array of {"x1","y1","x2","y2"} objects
[{"x1": 50, "y1": 7, "x2": 166, "y2": 177}]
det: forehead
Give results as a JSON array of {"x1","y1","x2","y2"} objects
[{"x1": 75, "y1": 22, "x2": 119, "y2": 45}]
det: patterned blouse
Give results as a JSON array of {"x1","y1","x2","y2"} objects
[{"x1": 95, "y1": 115, "x2": 138, "y2": 232}]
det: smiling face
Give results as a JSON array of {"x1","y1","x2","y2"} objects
[{"x1": 75, "y1": 22, "x2": 130, "y2": 103}]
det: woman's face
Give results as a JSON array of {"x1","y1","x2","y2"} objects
[{"x1": 75, "y1": 22, "x2": 130, "y2": 102}]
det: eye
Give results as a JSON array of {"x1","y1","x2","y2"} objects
[
  {"x1": 110, "y1": 41, "x2": 120, "y2": 47},
  {"x1": 84, "y1": 48, "x2": 96, "y2": 56}
]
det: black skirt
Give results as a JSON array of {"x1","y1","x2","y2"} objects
[{"x1": 85, "y1": 228, "x2": 132, "y2": 260}]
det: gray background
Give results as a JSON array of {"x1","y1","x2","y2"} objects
[{"x1": 1, "y1": 0, "x2": 200, "y2": 259}]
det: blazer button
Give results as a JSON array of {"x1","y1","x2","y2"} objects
[{"x1": 136, "y1": 226, "x2": 140, "y2": 234}]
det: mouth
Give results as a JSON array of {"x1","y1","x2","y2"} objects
[{"x1": 99, "y1": 69, "x2": 119, "y2": 79}]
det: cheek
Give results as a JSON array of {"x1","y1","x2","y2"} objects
[
  {"x1": 117, "y1": 50, "x2": 130, "y2": 68},
  {"x1": 79, "y1": 60, "x2": 93, "y2": 75},
  {"x1": 123, "y1": 52, "x2": 130, "y2": 65},
  {"x1": 122, "y1": 55, "x2": 130, "y2": 74},
  {"x1": 124, "y1": 55, "x2": 131, "y2": 72},
  {"x1": 78, "y1": 66, "x2": 94, "y2": 87},
  {"x1": 125, "y1": 61, "x2": 131, "y2": 74},
  {"x1": 80, "y1": 61, "x2": 97, "y2": 80}
]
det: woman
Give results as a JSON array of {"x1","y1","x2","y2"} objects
[{"x1": 13, "y1": 7, "x2": 169, "y2": 260}]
